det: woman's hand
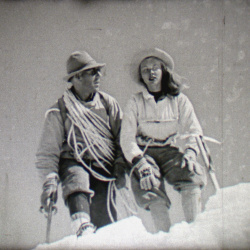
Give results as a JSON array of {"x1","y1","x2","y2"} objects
[
  {"x1": 134, "y1": 157, "x2": 160, "y2": 190},
  {"x1": 181, "y1": 149, "x2": 203, "y2": 175}
]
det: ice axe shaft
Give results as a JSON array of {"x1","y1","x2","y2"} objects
[
  {"x1": 195, "y1": 136, "x2": 220, "y2": 192},
  {"x1": 46, "y1": 200, "x2": 53, "y2": 243},
  {"x1": 209, "y1": 171, "x2": 220, "y2": 191},
  {"x1": 40, "y1": 196, "x2": 57, "y2": 244}
]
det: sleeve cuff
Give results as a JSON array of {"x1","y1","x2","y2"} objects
[
  {"x1": 45, "y1": 172, "x2": 59, "y2": 182},
  {"x1": 132, "y1": 154, "x2": 144, "y2": 165}
]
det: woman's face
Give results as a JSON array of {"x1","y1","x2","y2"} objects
[{"x1": 140, "y1": 57, "x2": 163, "y2": 92}]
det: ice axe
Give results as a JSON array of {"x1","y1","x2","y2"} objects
[
  {"x1": 195, "y1": 135, "x2": 220, "y2": 192},
  {"x1": 177, "y1": 133, "x2": 221, "y2": 192},
  {"x1": 40, "y1": 194, "x2": 57, "y2": 243}
]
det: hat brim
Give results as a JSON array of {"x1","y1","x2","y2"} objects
[
  {"x1": 130, "y1": 48, "x2": 174, "y2": 83},
  {"x1": 63, "y1": 63, "x2": 106, "y2": 82}
]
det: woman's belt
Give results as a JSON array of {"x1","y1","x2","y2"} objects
[{"x1": 136, "y1": 133, "x2": 178, "y2": 147}]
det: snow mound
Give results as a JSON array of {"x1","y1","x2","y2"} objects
[{"x1": 35, "y1": 183, "x2": 250, "y2": 249}]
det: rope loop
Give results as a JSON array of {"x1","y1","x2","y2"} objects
[{"x1": 63, "y1": 89, "x2": 116, "y2": 181}]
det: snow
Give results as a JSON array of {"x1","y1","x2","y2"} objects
[{"x1": 35, "y1": 183, "x2": 250, "y2": 249}]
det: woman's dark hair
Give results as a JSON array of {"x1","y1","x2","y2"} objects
[
  {"x1": 139, "y1": 59, "x2": 186, "y2": 96},
  {"x1": 161, "y1": 65, "x2": 183, "y2": 96}
]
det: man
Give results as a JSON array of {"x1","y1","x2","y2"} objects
[{"x1": 36, "y1": 51, "x2": 126, "y2": 237}]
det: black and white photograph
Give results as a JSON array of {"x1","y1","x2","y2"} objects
[{"x1": 0, "y1": 0, "x2": 249, "y2": 249}]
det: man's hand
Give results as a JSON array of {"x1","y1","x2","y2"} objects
[
  {"x1": 135, "y1": 157, "x2": 160, "y2": 190},
  {"x1": 113, "y1": 164, "x2": 128, "y2": 189},
  {"x1": 113, "y1": 155, "x2": 130, "y2": 189},
  {"x1": 41, "y1": 172, "x2": 59, "y2": 213}
]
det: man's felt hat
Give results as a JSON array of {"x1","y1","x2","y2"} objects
[
  {"x1": 63, "y1": 51, "x2": 106, "y2": 82},
  {"x1": 130, "y1": 48, "x2": 175, "y2": 82}
]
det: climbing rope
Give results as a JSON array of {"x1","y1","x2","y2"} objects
[
  {"x1": 63, "y1": 89, "x2": 115, "y2": 181},
  {"x1": 107, "y1": 180, "x2": 138, "y2": 223}
]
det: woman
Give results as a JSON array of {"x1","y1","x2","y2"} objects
[{"x1": 120, "y1": 48, "x2": 207, "y2": 232}]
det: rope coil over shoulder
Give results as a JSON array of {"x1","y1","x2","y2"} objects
[{"x1": 61, "y1": 89, "x2": 116, "y2": 182}]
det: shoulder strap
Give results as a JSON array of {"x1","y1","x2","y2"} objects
[
  {"x1": 98, "y1": 92, "x2": 110, "y2": 116},
  {"x1": 58, "y1": 97, "x2": 67, "y2": 138}
]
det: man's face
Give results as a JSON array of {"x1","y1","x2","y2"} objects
[{"x1": 73, "y1": 67, "x2": 103, "y2": 95}]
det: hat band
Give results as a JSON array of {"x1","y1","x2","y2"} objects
[{"x1": 68, "y1": 59, "x2": 97, "y2": 74}]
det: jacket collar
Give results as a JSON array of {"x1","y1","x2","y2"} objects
[
  {"x1": 141, "y1": 88, "x2": 154, "y2": 100},
  {"x1": 141, "y1": 88, "x2": 174, "y2": 100}
]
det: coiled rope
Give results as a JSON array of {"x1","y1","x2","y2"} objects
[
  {"x1": 63, "y1": 89, "x2": 115, "y2": 181},
  {"x1": 63, "y1": 89, "x2": 141, "y2": 222}
]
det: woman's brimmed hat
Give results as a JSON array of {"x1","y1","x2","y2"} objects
[
  {"x1": 63, "y1": 51, "x2": 106, "y2": 82},
  {"x1": 130, "y1": 48, "x2": 175, "y2": 82}
]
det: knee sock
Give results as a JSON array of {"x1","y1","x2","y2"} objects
[
  {"x1": 181, "y1": 186, "x2": 201, "y2": 223},
  {"x1": 149, "y1": 202, "x2": 171, "y2": 233},
  {"x1": 67, "y1": 192, "x2": 90, "y2": 216},
  {"x1": 67, "y1": 192, "x2": 92, "y2": 234}
]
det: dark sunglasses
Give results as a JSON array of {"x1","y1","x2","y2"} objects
[{"x1": 84, "y1": 68, "x2": 102, "y2": 76}]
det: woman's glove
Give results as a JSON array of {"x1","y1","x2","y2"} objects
[
  {"x1": 40, "y1": 172, "x2": 59, "y2": 213},
  {"x1": 144, "y1": 155, "x2": 161, "y2": 178},
  {"x1": 181, "y1": 149, "x2": 203, "y2": 175},
  {"x1": 134, "y1": 157, "x2": 160, "y2": 190}
]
